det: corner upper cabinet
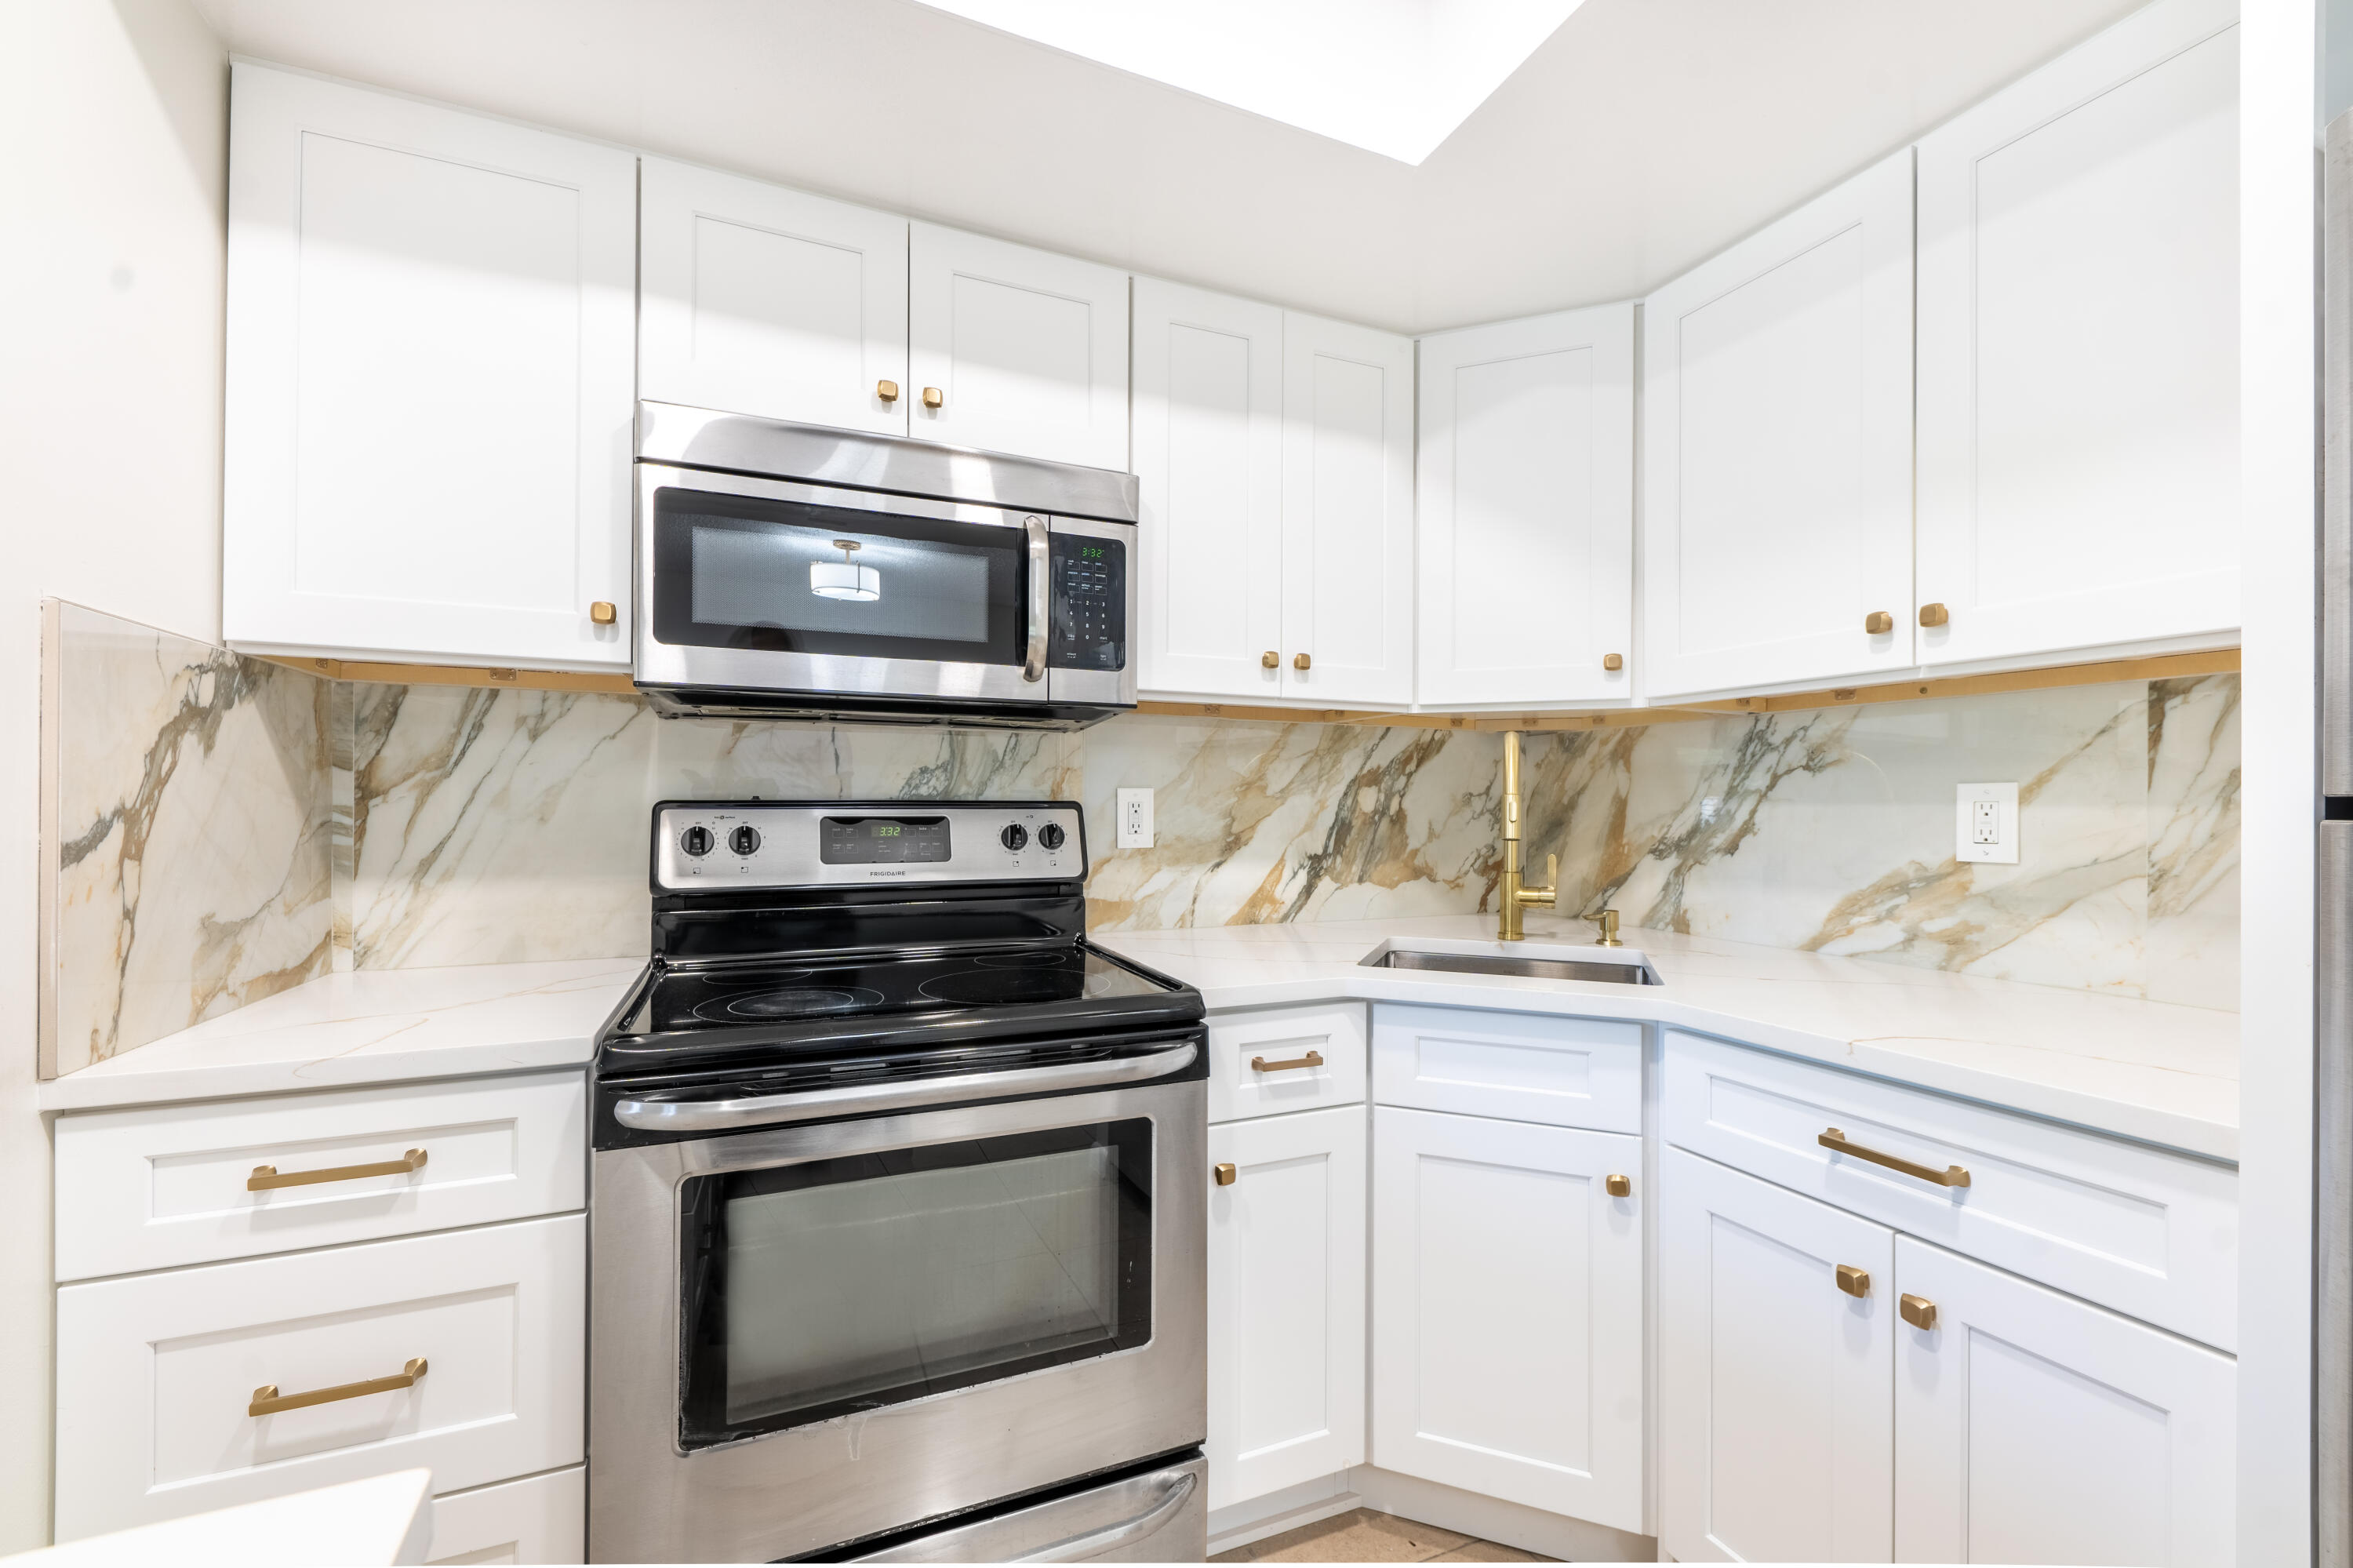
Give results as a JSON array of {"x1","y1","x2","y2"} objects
[
  {"x1": 1914, "y1": 0, "x2": 2239, "y2": 668},
  {"x1": 1282, "y1": 313, "x2": 1416, "y2": 707},
  {"x1": 1641, "y1": 149, "x2": 1915, "y2": 700},
  {"x1": 1417, "y1": 306, "x2": 1634, "y2": 707},
  {"x1": 224, "y1": 64, "x2": 637, "y2": 670},
  {"x1": 638, "y1": 158, "x2": 908, "y2": 437},
  {"x1": 907, "y1": 223, "x2": 1129, "y2": 471}
]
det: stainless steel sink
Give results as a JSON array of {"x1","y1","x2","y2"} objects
[{"x1": 1369, "y1": 949, "x2": 1661, "y2": 984}]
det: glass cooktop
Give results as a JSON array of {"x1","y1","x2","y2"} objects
[{"x1": 643, "y1": 944, "x2": 1175, "y2": 1035}]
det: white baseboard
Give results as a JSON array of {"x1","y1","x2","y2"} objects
[
  {"x1": 1347, "y1": 1466, "x2": 1659, "y2": 1563},
  {"x1": 1203, "y1": 1472, "x2": 1362, "y2": 1557}
]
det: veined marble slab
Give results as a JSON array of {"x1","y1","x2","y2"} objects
[
  {"x1": 1093, "y1": 912, "x2": 2240, "y2": 1160},
  {"x1": 35, "y1": 956, "x2": 642, "y2": 1111}
]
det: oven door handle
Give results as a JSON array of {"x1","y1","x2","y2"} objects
[
  {"x1": 1023, "y1": 514, "x2": 1050, "y2": 684},
  {"x1": 1011, "y1": 1466, "x2": 1197, "y2": 1563},
  {"x1": 611, "y1": 1041, "x2": 1197, "y2": 1133}
]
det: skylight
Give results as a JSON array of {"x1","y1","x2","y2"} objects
[{"x1": 908, "y1": 0, "x2": 1586, "y2": 166}]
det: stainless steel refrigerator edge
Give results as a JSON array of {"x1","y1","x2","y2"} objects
[{"x1": 2318, "y1": 105, "x2": 2352, "y2": 1568}]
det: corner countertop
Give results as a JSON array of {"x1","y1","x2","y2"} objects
[
  {"x1": 37, "y1": 957, "x2": 646, "y2": 1113},
  {"x1": 1090, "y1": 915, "x2": 2240, "y2": 1162}
]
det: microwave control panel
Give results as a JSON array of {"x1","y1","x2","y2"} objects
[{"x1": 1049, "y1": 533, "x2": 1126, "y2": 671}]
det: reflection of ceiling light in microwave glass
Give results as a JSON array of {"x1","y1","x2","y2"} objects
[{"x1": 810, "y1": 538, "x2": 880, "y2": 602}]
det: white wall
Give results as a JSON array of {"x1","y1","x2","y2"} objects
[
  {"x1": 0, "y1": 0, "x2": 227, "y2": 1547},
  {"x1": 2238, "y1": 0, "x2": 2318, "y2": 1562}
]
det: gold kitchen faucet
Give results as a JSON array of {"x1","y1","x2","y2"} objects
[{"x1": 1498, "y1": 729, "x2": 1557, "y2": 941}]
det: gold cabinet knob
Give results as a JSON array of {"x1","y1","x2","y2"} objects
[
  {"x1": 1602, "y1": 653, "x2": 1624, "y2": 671},
  {"x1": 589, "y1": 601, "x2": 617, "y2": 626},
  {"x1": 1918, "y1": 603, "x2": 1950, "y2": 628},
  {"x1": 876, "y1": 379, "x2": 900, "y2": 404},
  {"x1": 1605, "y1": 1173, "x2": 1631, "y2": 1198},
  {"x1": 922, "y1": 386, "x2": 944, "y2": 409},
  {"x1": 1835, "y1": 1264, "x2": 1871, "y2": 1298},
  {"x1": 1214, "y1": 1162, "x2": 1237, "y2": 1187},
  {"x1": 1293, "y1": 653, "x2": 1311, "y2": 671},
  {"x1": 1864, "y1": 610, "x2": 1893, "y2": 634},
  {"x1": 1261, "y1": 650, "x2": 1278, "y2": 669},
  {"x1": 1900, "y1": 1293, "x2": 1939, "y2": 1330}
]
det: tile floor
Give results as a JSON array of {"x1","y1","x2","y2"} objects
[{"x1": 1209, "y1": 1508, "x2": 1555, "y2": 1563}]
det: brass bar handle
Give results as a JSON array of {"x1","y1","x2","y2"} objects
[
  {"x1": 1250, "y1": 1050, "x2": 1325, "y2": 1073},
  {"x1": 250, "y1": 1357, "x2": 427, "y2": 1417},
  {"x1": 1900, "y1": 1293, "x2": 1940, "y2": 1330},
  {"x1": 249, "y1": 1148, "x2": 427, "y2": 1192},
  {"x1": 1817, "y1": 1127, "x2": 1970, "y2": 1188},
  {"x1": 1213, "y1": 1162, "x2": 1237, "y2": 1187},
  {"x1": 1835, "y1": 1264, "x2": 1871, "y2": 1297}
]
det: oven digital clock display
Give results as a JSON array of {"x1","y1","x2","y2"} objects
[{"x1": 820, "y1": 816, "x2": 951, "y2": 864}]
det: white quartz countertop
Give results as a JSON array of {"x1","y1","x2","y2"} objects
[
  {"x1": 38, "y1": 957, "x2": 645, "y2": 1112},
  {"x1": 1091, "y1": 914, "x2": 2241, "y2": 1161}
]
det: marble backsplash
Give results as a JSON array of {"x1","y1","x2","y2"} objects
[{"x1": 42, "y1": 601, "x2": 2241, "y2": 1075}]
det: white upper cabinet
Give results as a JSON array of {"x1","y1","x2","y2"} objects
[
  {"x1": 1132, "y1": 278, "x2": 1287, "y2": 700},
  {"x1": 224, "y1": 64, "x2": 637, "y2": 670},
  {"x1": 1914, "y1": 0, "x2": 2240, "y2": 668},
  {"x1": 1417, "y1": 305, "x2": 1635, "y2": 707},
  {"x1": 1282, "y1": 313, "x2": 1416, "y2": 707},
  {"x1": 1642, "y1": 150, "x2": 1916, "y2": 700},
  {"x1": 638, "y1": 158, "x2": 908, "y2": 438},
  {"x1": 908, "y1": 223, "x2": 1129, "y2": 471}
]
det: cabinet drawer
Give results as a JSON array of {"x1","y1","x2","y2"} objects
[
  {"x1": 431, "y1": 1465, "x2": 584, "y2": 1566},
  {"x1": 1207, "y1": 1003, "x2": 1366, "y2": 1122},
  {"x1": 1664, "y1": 1031, "x2": 2237, "y2": 1350},
  {"x1": 55, "y1": 1071, "x2": 587, "y2": 1280},
  {"x1": 55, "y1": 1214, "x2": 585, "y2": 1539},
  {"x1": 1373, "y1": 1005, "x2": 1641, "y2": 1131}
]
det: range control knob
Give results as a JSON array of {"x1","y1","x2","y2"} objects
[
  {"x1": 729, "y1": 824, "x2": 762, "y2": 856},
  {"x1": 1038, "y1": 822, "x2": 1067, "y2": 850},
  {"x1": 680, "y1": 825, "x2": 714, "y2": 858},
  {"x1": 1000, "y1": 824, "x2": 1029, "y2": 851}
]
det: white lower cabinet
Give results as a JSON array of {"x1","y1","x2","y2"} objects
[
  {"x1": 1893, "y1": 1236, "x2": 2235, "y2": 1567},
  {"x1": 428, "y1": 1465, "x2": 585, "y2": 1566},
  {"x1": 1370, "y1": 1107, "x2": 1644, "y2": 1532},
  {"x1": 54, "y1": 1213, "x2": 586, "y2": 1541},
  {"x1": 1660, "y1": 1147, "x2": 1896, "y2": 1564},
  {"x1": 1206, "y1": 1105, "x2": 1367, "y2": 1510}
]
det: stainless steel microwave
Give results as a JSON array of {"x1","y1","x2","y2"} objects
[{"x1": 632, "y1": 402, "x2": 1138, "y2": 726}]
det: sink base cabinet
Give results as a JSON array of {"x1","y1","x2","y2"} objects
[
  {"x1": 1369, "y1": 1107, "x2": 1644, "y2": 1533},
  {"x1": 1207, "y1": 1105, "x2": 1368, "y2": 1511}
]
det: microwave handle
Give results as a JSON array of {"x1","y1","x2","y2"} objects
[
  {"x1": 611, "y1": 1041, "x2": 1197, "y2": 1134},
  {"x1": 1023, "y1": 515, "x2": 1050, "y2": 683}
]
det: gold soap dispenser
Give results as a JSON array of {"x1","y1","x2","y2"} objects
[{"x1": 1497, "y1": 730, "x2": 1557, "y2": 941}]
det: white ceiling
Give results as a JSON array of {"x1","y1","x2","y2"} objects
[
  {"x1": 191, "y1": 0, "x2": 2148, "y2": 335},
  {"x1": 906, "y1": 0, "x2": 1587, "y2": 165}
]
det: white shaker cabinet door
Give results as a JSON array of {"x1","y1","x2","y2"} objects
[
  {"x1": 1132, "y1": 278, "x2": 1287, "y2": 701},
  {"x1": 1893, "y1": 1236, "x2": 2235, "y2": 1567},
  {"x1": 1642, "y1": 148, "x2": 1916, "y2": 699},
  {"x1": 224, "y1": 64, "x2": 637, "y2": 670},
  {"x1": 638, "y1": 158, "x2": 908, "y2": 437},
  {"x1": 1417, "y1": 304, "x2": 1634, "y2": 707},
  {"x1": 1282, "y1": 313, "x2": 1416, "y2": 706},
  {"x1": 908, "y1": 223, "x2": 1129, "y2": 470},
  {"x1": 1206, "y1": 1105, "x2": 1367, "y2": 1511},
  {"x1": 1370, "y1": 1108, "x2": 1643, "y2": 1532},
  {"x1": 1659, "y1": 1148, "x2": 1895, "y2": 1565},
  {"x1": 1914, "y1": 0, "x2": 2239, "y2": 667}
]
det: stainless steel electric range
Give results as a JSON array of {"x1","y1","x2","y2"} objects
[{"x1": 588, "y1": 799, "x2": 1208, "y2": 1564}]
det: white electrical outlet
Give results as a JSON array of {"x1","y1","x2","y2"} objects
[
  {"x1": 1117, "y1": 788, "x2": 1155, "y2": 849},
  {"x1": 1955, "y1": 782, "x2": 2020, "y2": 865}
]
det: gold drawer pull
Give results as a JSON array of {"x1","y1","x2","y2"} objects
[
  {"x1": 249, "y1": 1148, "x2": 427, "y2": 1191},
  {"x1": 1817, "y1": 1127, "x2": 1969, "y2": 1188},
  {"x1": 1261, "y1": 650, "x2": 1279, "y2": 668},
  {"x1": 922, "y1": 386, "x2": 944, "y2": 409},
  {"x1": 1835, "y1": 1264, "x2": 1871, "y2": 1297},
  {"x1": 1250, "y1": 1050, "x2": 1325, "y2": 1074},
  {"x1": 1605, "y1": 1173, "x2": 1631, "y2": 1198},
  {"x1": 1918, "y1": 602, "x2": 1950, "y2": 628},
  {"x1": 1864, "y1": 610, "x2": 1893, "y2": 634},
  {"x1": 250, "y1": 1357, "x2": 427, "y2": 1417},
  {"x1": 1214, "y1": 1162, "x2": 1237, "y2": 1186},
  {"x1": 1900, "y1": 1293, "x2": 1939, "y2": 1331},
  {"x1": 877, "y1": 379, "x2": 900, "y2": 404},
  {"x1": 589, "y1": 600, "x2": 617, "y2": 626}
]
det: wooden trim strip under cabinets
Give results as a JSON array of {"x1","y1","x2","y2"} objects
[{"x1": 261, "y1": 647, "x2": 2238, "y2": 727}]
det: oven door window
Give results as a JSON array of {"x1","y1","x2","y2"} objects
[
  {"x1": 650, "y1": 487, "x2": 1024, "y2": 665},
  {"x1": 678, "y1": 1119, "x2": 1152, "y2": 1449}
]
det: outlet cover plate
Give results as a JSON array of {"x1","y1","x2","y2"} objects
[
  {"x1": 1955, "y1": 781, "x2": 2020, "y2": 865},
  {"x1": 1117, "y1": 788, "x2": 1155, "y2": 849}
]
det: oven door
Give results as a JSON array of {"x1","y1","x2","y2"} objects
[
  {"x1": 633, "y1": 464, "x2": 1132, "y2": 712},
  {"x1": 590, "y1": 1077, "x2": 1206, "y2": 1565}
]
